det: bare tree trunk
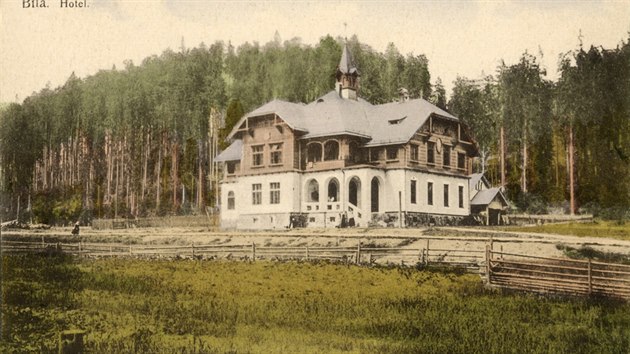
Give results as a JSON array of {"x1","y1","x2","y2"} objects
[
  {"x1": 500, "y1": 125, "x2": 506, "y2": 188},
  {"x1": 569, "y1": 124, "x2": 575, "y2": 215},
  {"x1": 172, "y1": 139, "x2": 179, "y2": 209},
  {"x1": 522, "y1": 132, "x2": 528, "y2": 193},
  {"x1": 106, "y1": 133, "x2": 113, "y2": 199},
  {"x1": 42, "y1": 146, "x2": 48, "y2": 189},
  {"x1": 115, "y1": 141, "x2": 120, "y2": 219},
  {"x1": 156, "y1": 132, "x2": 164, "y2": 211},
  {"x1": 197, "y1": 140, "x2": 204, "y2": 209},
  {"x1": 141, "y1": 129, "x2": 149, "y2": 203}
]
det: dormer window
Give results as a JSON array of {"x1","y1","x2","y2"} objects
[{"x1": 388, "y1": 116, "x2": 407, "y2": 125}]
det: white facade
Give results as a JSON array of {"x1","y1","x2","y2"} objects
[
  {"x1": 220, "y1": 168, "x2": 470, "y2": 229},
  {"x1": 216, "y1": 44, "x2": 477, "y2": 230}
]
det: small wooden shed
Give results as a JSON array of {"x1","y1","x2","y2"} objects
[{"x1": 469, "y1": 173, "x2": 509, "y2": 225}]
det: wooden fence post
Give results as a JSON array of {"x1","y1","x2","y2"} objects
[
  {"x1": 587, "y1": 258, "x2": 593, "y2": 295},
  {"x1": 41, "y1": 235, "x2": 45, "y2": 249},
  {"x1": 252, "y1": 243, "x2": 256, "y2": 261},
  {"x1": 356, "y1": 242, "x2": 361, "y2": 264},
  {"x1": 426, "y1": 239, "x2": 430, "y2": 265},
  {"x1": 305, "y1": 246, "x2": 309, "y2": 261},
  {"x1": 192, "y1": 244, "x2": 195, "y2": 258},
  {"x1": 79, "y1": 241, "x2": 82, "y2": 254},
  {"x1": 129, "y1": 245, "x2": 132, "y2": 255},
  {"x1": 485, "y1": 244, "x2": 491, "y2": 284}
]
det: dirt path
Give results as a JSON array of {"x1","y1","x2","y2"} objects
[{"x1": 4, "y1": 225, "x2": 629, "y2": 261}]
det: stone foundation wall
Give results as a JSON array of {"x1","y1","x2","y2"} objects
[{"x1": 370, "y1": 212, "x2": 472, "y2": 228}]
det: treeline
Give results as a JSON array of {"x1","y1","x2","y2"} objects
[
  {"x1": 1, "y1": 34, "x2": 628, "y2": 224},
  {"x1": 0, "y1": 35, "x2": 435, "y2": 224},
  {"x1": 449, "y1": 38, "x2": 630, "y2": 215}
]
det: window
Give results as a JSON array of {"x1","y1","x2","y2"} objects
[
  {"x1": 226, "y1": 162, "x2": 236, "y2": 175},
  {"x1": 370, "y1": 148, "x2": 382, "y2": 161},
  {"x1": 444, "y1": 184, "x2": 450, "y2": 207},
  {"x1": 458, "y1": 152, "x2": 466, "y2": 170},
  {"x1": 252, "y1": 145, "x2": 263, "y2": 167},
  {"x1": 348, "y1": 141, "x2": 361, "y2": 163},
  {"x1": 386, "y1": 147, "x2": 398, "y2": 160},
  {"x1": 270, "y1": 143, "x2": 283, "y2": 165},
  {"x1": 307, "y1": 143, "x2": 322, "y2": 163},
  {"x1": 427, "y1": 142, "x2": 435, "y2": 164},
  {"x1": 411, "y1": 180, "x2": 417, "y2": 204},
  {"x1": 252, "y1": 184, "x2": 262, "y2": 205},
  {"x1": 324, "y1": 140, "x2": 339, "y2": 161},
  {"x1": 270, "y1": 182, "x2": 280, "y2": 204},
  {"x1": 410, "y1": 144, "x2": 419, "y2": 161},
  {"x1": 443, "y1": 146, "x2": 451, "y2": 167},
  {"x1": 427, "y1": 182, "x2": 433, "y2": 205},
  {"x1": 388, "y1": 116, "x2": 407, "y2": 125},
  {"x1": 458, "y1": 186, "x2": 464, "y2": 208},
  {"x1": 307, "y1": 179, "x2": 319, "y2": 202},
  {"x1": 327, "y1": 179, "x2": 339, "y2": 202},
  {"x1": 227, "y1": 191, "x2": 235, "y2": 210}
]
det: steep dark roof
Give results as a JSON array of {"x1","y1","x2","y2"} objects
[
  {"x1": 227, "y1": 90, "x2": 461, "y2": 145},
  {"x1": 337, "y1": 44, "x2": 359, "y2": 75}
]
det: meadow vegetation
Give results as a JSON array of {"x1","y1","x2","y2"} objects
[
  {"x1": 502, "y1": 220, "x2": 630, "y2": 241},
  {"x1": 2, "y1": 254, "x2": 629, "y2": 353}
]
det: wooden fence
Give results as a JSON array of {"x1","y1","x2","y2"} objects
[
  {"x1": 0, "y1": 239, "x2": 484, "y2": 268},
  {"x1": 3, "y1": 239, "x2": 629, "y2": 299},
  {"x1": 486, "y1": 247, "x2": 630, "y2": 299}
]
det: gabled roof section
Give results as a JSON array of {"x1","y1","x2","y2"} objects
[
  {"x1": 469, "y1": 173, "x2": 490, "y2": 191},
  {"x1": 338, "y1": 44, "x2": 359, "y2": 75},
  {"x1": 215, "y1": 140, "x2": 243, "y2": 162},
  {"x1": 225, "y1": 93, "x2": 463, "y2": 145},
  {"x1": 300, "y1": 91, "x2": 373, "y2": 139},
  {"x1": 471, "y1": 187, "x2": 509, "y2": 207},
  {"x1": 364, "y1": 98, "x2": 458, "y2": 146},
  {"x1": 227, "y1": 99, "x2": 307, "y2": 140}
]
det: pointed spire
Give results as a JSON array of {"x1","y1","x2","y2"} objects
[
  {"x1": 335, "y1": 43, "x2": 360, "y2": 100},
  {"x1": 338, "y1": 43, "x2": 359, "y2": 75}
]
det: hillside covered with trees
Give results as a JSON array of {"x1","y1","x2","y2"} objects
[{"x1": 0, "y1": 34, "x2": 628, "y2": 224}]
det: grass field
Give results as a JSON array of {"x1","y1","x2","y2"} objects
[
  {"x1": 501, "y1": 220, "x2": 630, "y2": 241},
  {"x1": 2, "y1": 254, "x2": 629, "y2": 353}
]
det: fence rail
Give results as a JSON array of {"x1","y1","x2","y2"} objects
[
  {"x1": 487, "y1": 247, "x2": 630, "y2": 299},
  {"x1": 3, "y1": 239, "x2": 629, "y2": 299},
  {"x1": 0, "y1": 239, "x2": 485, "y2": 268}
]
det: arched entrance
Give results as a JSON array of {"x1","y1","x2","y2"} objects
[
  {"x1": 371, "y1": 177, "x2": 380, "y2": 212},
  {"x1": 348, "y1": 177, "x2": 361, "y2": 208},
  {"x1": 327, "y1": 178, "x2": 339, "y2": 202}
]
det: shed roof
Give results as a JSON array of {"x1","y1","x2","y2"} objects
[
  {"x1": 471, "y1": 187, "x2": 509, "y2": 207},
  {"x1": 215, "y1": 140, "x2": 243, "y2": 162}
]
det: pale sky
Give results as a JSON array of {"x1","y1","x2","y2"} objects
[{"x1": 1, "y1": 0, "x2": 629, "y2": 103}]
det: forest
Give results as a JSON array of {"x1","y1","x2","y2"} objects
[{"x1": 0, "y1": 34, "x2": 628, "y2": 225}]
